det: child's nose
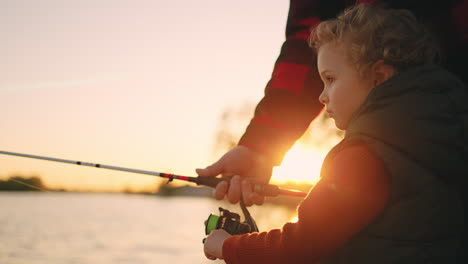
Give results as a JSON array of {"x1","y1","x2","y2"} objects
[{"x1": 319, "y1": 90, "x2": 328, "y2": 105}]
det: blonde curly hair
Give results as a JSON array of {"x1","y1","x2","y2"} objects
[{"x1": 310, "y1": 3, "x2": 440, "y2": 75}]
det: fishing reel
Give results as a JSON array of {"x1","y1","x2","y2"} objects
[
  {"x1": 203, "y1": 199, "x2": 259, "y2": 243},
  {"x1": 205, "y1": 207, "x2": 252, "y2": 236}
]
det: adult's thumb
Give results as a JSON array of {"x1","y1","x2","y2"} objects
[{"x1": 196, "y1": 162, "x2": 223, "y2": 177}]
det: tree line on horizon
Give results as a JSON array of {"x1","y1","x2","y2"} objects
[{"x1": 0, "y1": 175, "x2": 47, "y2": 191}]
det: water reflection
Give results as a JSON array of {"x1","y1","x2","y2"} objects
[{"x1": 0, "y1": 192, "x2": 299, "y2": 264}]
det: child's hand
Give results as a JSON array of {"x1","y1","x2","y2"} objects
[{"x1": 204, "y1": 229, "x2": 231, "y2": 260}]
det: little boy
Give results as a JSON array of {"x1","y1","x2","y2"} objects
[{"x1": 204, "y1": 3, "x2": 467, "y2": 263}]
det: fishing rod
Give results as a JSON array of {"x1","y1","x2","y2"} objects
[{"x1": 0, "y1": 150, "x2": 307, "y2": 198}]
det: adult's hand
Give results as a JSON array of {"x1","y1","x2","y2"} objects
[{"x1": 196, "y1": 146, "x2": 273, "y2": 206}]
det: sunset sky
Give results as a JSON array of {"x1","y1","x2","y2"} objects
[{"x1": 1, "y1": 0, "x2": 341, "y2": 192}]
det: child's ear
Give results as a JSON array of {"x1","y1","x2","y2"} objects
[{"x1": 371, "y1": 60, "x2": 395, "y2": 86}]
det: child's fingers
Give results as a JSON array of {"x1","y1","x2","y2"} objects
[
  {"x1": 205, "y1": 253, "x2": 217, "y2": 260},
  {"x1": 204, "y1": 245, "x2": 217, "y2": 260}
]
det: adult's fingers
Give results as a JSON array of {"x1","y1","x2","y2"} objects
[
  {"x1": 213, "y1": 181, "x2": 229, "y2": 200},
  {"x1": 241, "y1": 180, "x2": 254, "y2": 206},
  {"x1": 227, "y1": 175, "x2": 241, "y2": 204},
  {"x1": 249, "y1": 192, "x2": 265, "y2": 206},
  {"x1": 241, "y1": 180, "x2": 265, "y2": 206}
]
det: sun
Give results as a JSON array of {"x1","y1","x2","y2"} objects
[
  {"x1": 269, "y1": 111, "x2": 344, "y2": 186},
  {"x1": 270, "y1": 143, "x2": 326, "y2": 185}
]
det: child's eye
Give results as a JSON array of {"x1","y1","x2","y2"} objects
[{"x1": 326, "y1": 77, "x2": 335, "y2": 83}]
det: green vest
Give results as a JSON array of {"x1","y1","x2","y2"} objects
[{"x1": 320, "y1": 65, "x2": 467, "y2": 263}]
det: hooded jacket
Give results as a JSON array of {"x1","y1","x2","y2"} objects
[{"x1": 320, "y1": 64, "x2": 467, "y2": 263}]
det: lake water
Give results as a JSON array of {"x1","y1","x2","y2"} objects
[{"x1": 0, "y1": 192, "x2": 297, "y2": 264}]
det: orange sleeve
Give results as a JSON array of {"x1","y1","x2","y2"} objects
[{"x1": 222, "y1": 143, "x2": 391, "y2": 264}]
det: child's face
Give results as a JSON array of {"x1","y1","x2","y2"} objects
[{"x1": 317, "y1": 43, "x2": 375, "y2": 130}]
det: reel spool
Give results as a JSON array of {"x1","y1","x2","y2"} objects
[{"x1": 205, "y1": 207, "x2": 252, "y2": 236}]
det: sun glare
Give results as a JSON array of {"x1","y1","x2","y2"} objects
[{"x1": 271, "y1": 143, "x2": 326, "y2": 185}]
